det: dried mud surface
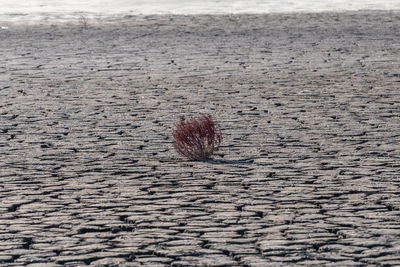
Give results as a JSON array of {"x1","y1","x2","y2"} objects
[{"x1": 1, "y1": 11, "x2": 400, "y2": 266}]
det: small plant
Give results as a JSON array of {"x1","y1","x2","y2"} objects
[
  {"x1": 78, "y1": 15, "x2": 89, "y2": 29},
  {"x1": 173, "y1": 115, "x2": 222, "y2": 161}
]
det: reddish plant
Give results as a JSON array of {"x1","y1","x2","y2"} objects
[{"x1": 173, "y1": 115, "x2": 222, "y2": 160}]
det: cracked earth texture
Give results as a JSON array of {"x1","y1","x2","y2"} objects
[{"x1": 1, "y1": 11, "x2": 400, "y2": 266}]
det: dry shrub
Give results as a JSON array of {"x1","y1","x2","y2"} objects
[{"x1": 173, "y1": 115, "x2": 222, "y2": 160}]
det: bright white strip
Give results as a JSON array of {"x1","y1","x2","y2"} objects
[{"x1": 0, "y1": 0, "x2": 399, "y2": 23}]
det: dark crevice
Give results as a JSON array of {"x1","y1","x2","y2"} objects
[
  {"x1": 22, "y1": 237, "x2": 33, "y2": 250},
  {"x1": 7, "y1": 199, "x2": 38, "y2": 212},
  {"x1": 255, "y1": 211, "x2": 264, "y2": 218}
]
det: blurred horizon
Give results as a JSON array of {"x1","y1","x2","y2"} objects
[{"x1": 0, "y1": 0, "x2": 399, "y2": 23}]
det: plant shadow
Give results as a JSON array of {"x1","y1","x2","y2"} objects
[{"x1": 206, "y1": 158, "x2": 255, "y2": 165}]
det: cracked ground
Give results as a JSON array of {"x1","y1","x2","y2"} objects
[{"x1": 1, "y1": 11, "x2": 400, "y2": 266}]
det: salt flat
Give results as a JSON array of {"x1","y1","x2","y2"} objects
[
  {"x1": 1, "y1": 0, "x2": 400, "y2": 23},
  {"x1": 0, "y1": 11, "x2": 400, "y2": 266}
]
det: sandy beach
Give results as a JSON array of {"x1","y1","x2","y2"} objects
[{"x1": 1, "y1": 11, "x2": 400, "y2": 265}]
